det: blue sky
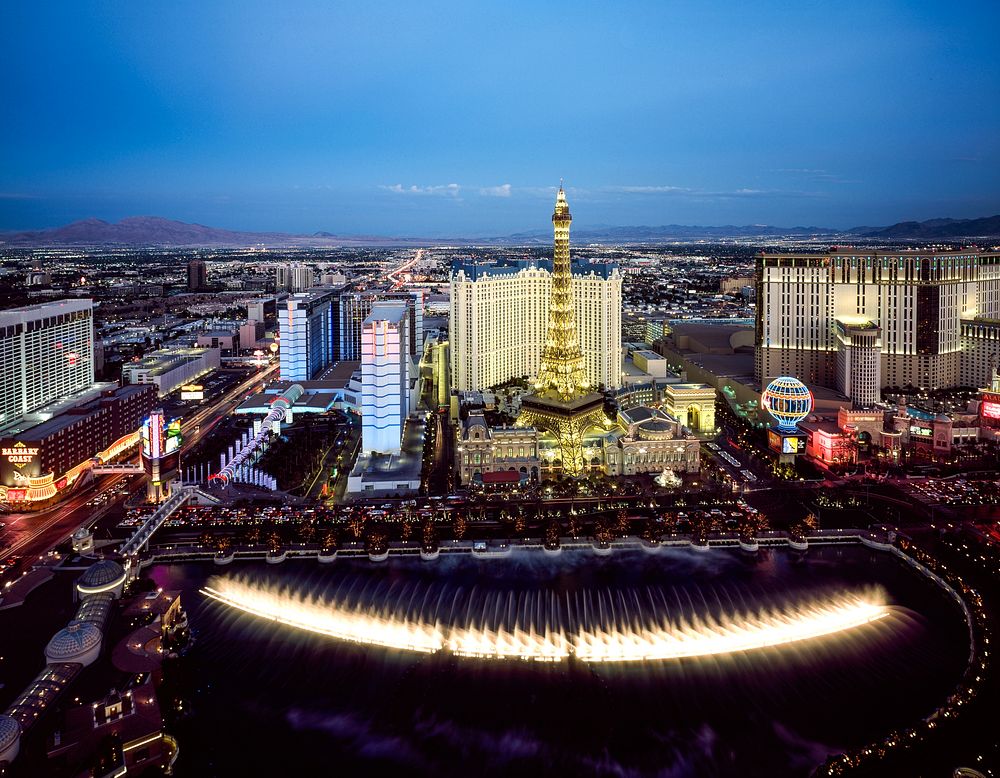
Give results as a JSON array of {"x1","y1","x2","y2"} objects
[{"x1": 2, "y1": 1, "x2": 999, "y2": 236}]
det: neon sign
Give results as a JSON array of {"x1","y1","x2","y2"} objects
[
  {"x1": 982, "y1": 401, "x2": 1000, "y2": 420},
  {"x1": 1, "y1": 442, "x2": 39, "y2": 468}
]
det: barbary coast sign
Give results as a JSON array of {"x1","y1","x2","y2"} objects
[{"x1": 2, "y1": 441, "x2": 39, "y2": 467}]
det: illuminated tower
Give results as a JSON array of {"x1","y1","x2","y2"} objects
[
  {"x1": 534, "y1": 186, "x2": 591, "y2": 399},
  {"x1": 517, "y1": 186, "x2": 610, "y2": 475}
]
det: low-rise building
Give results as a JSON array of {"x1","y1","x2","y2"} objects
[
  {"x1": 0, "y1": 385, "x2": 157, "y2": 503},
  {"x1": 122, "y1": 347, "x2": 221, "y2": 397},
  {"x1": 456, "y1": 413, "x2": 541, "y2": 485}
]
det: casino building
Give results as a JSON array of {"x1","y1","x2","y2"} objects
[
  {"x1": 0, "y1": 385, "x2": 156, "y2": 503},
  {"x1": 0, "y1": 299, "x2": 95, "y2": 430},
  {"x1": 755, "y1": 249, "x2": 1000, "y2": 397},
  {"x1": 454, "y1": 188, "x2": 704, "y2": 486}
]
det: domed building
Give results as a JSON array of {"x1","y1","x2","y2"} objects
[
  {"x1": 603, "y1": 406, "x2": 701, "y2": 477},
  {"x1": 76, "y1": 559, "x2": 126, "y2": 599},
  {"x1": 45, "y1": 621, "x2": 103, "y2": 666},
  {"x1": 0, "y1": 715, "x2": 20, "y2": 765},
  {"x1": 71, "y1": 526, "x2": 94, "y2": 554}
]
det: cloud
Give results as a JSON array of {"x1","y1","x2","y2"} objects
[
  {"x1": 602, "y1": 184, "x2": 822, "y2": 200},
  {"x1": 382, "y1": 183, "x2": 461, "y2": 197},
  {"x1": 607, "y1": 185, "x2": 691, "y2": 194},
  {"x1": 770, "y1": 168, "x2": 860, "y2": 185},
  {"x1": 0, "y1": 192, "x2": 40, "y2": 200},
  {"x1": 479, "y1": 184, "x2": 512, "y2": 197}
]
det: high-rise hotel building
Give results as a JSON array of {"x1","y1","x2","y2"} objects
[
  {"x1": 0, "y1": 299, "x2": 95, "y2": 430},
  {"x1": 360, "y1": 302, "x2": 410, "y2": 455},
  {"x1": 450, "y1": 259, "x2": 622, "y2": 392},
  {"x1": 755, "y1": 249, "x2": 1000, "y2": 399},
  {"x1": 279, "y1": 289, "x2": 335, "y2": 381}
]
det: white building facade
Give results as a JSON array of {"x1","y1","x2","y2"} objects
[
  {"x1": 450, "y1": 259, "x2": 622, "y2": 393},
  {"x1": 361, "y1": 302, "x2": 409, "y2": 455},
  {"x1": 0, "y1": 299, "x2": 95, "y2": 429}
]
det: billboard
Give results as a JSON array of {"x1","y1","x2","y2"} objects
[
  {"x1": 142, "y1": 413, "x2": 181, "y2": 459},
  {"x1": 768, "y1": 430, "x2": 805, "y2": 455},
  {"x1": 0, "y1": 440, "x2": 43, "y2": 487},
  {"x1": 180, "y1": 384, "x2": 204, "y2": 401},
  {"x1": 981, "y1": 392, "x2": 1000, "y2": 424},
  {"x1": 783, "y1": 436, "x2": 806, "y2": 455}
]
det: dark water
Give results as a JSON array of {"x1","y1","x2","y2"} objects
[{"x1": 150, "y1": 545, "x2": 969, "y2": 778}]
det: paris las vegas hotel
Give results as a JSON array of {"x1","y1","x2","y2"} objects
[{"x1": 449, "y1": 190, "x2": 713, "y2": 486}]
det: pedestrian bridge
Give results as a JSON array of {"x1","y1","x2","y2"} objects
[
  {"x1": 120, "y1": 487, "x2": 195, "y2": 558},
  {"x1": 91, "y1": 463, "x2": 143, "y2": 475}
]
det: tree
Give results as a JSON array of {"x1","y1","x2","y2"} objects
[
  {"x1": 452, "y1": 511, "x2": 468, "y2": 540},
  {"x1": 320, "y1": 529, "x2": 339, "y2": 552},
  {"x1": 544, "y1": 519, "x2": 560, "y2": 550},
  {"x1": 614, "y1": 508, "x2": 629, "y2": 536},
  {"x1": 593, "y1": 519, "x2": 613, "y2": 546},
  {"x1": 421, "y1": 518, "x2": 437, "y2": 550},
  {"x1": 298, "y1": 522, "x2": 316, "y2": 544}
]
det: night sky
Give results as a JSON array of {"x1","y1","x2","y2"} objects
[{"x1": 2, "y1": 1, "x2": 999, "y2": 236}]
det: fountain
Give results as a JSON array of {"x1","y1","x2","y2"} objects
[
  {"x1": 202, "y1": 574, "x2": 890, "y2": 664},
  {"x1": 655, "y1": 468, "x2": 681, "y2": 489}
]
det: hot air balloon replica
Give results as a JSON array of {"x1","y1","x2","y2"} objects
[{"x1": 761, "y1": 377, "x2": 813, "y2": 462}]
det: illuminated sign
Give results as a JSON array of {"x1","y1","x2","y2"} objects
[
  {"x1": 1, "y1": 440, "x2": 44, "y2": 487},
  {"x1": 909, "y1": 425, "x2": 932, "y2": 437},
  {"x1": 1, "y1": 442, "x2": 39, "y2": 467},
  {"x1": 142, "y1": 413, "x2": 181, "y2": 459},
  {"x1": 982, "y1": 395, "x2": 1000, "y2": 421},
  {"x1": 180, "y1": 384, "x2": 204, "y2": 401},
  {"x1": 782, "y1": 436, "x2": 806, "y2": 455},
  {"x1": 4, "y1": 488, "x2": 27, "y2": 501},
  {"x1": 769, "y1": 431, "x2": 805, "y2": 455}
]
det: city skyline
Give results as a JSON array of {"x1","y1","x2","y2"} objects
[{"x1": 3, "y1": 1, "x2": 1000, "y2": 235}]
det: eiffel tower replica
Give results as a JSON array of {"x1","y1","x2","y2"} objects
[{"x1": 517, "y1": 185, "x2": 610, "y2": 476}]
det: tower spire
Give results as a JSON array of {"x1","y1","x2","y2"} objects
[{"x1": 534, "y1": 186, "x2": 590, "y2": 401}]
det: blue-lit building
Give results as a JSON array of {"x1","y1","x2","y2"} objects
[{"x1": 279, "y1": 290, "x2": 336, "y2": 381}]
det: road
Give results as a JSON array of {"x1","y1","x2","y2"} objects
[
  {"x1": 1, "y1": 472, "x2": 134, "y2": 577},
  {"x1": 1, "y1": 362, "x2": 281, "y2": 577},
  {"x1": 387, "y1": 250, "x2": 423, "y2": 290}
]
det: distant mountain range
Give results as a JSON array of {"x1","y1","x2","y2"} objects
[
  {"x1": 0, "y1": 216, "x2": 437, "y2": 248},
  {"x1": 858, "y1": 215, "x2": 1000, "y2": 240},
  {"x1": 2, "y1": 213, "x2": 998, "y2": 248}
]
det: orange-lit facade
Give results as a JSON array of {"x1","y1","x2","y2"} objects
[{"x1": 0, "y1": 385, "x2": 156, "y2": 503}]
